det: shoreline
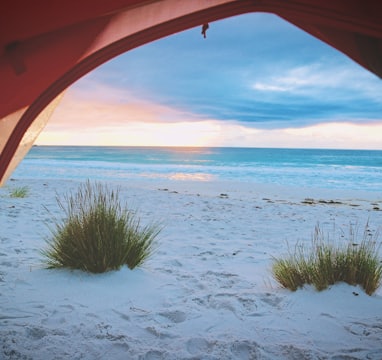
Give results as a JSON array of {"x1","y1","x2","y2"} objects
[
  {"x1": 1, "y1": 178, "x2": 381, "y2": 359},
  {"x1": 6, "y1": 175, "x2": 382, "y2": 199}
]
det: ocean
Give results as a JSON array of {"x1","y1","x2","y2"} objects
[{"x1": 12, "y1": 146, "x2": 382, "y2": 191}]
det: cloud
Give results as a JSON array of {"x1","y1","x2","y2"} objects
[
  {"x1": 251, "y1": 63, "x2": 381, "y2": 98},
  {"x1": 281, "y1": 122, "x2": 382, "y2": 149},
  {"x1": 38, "y1": 81, "x2": 382, "y2": 149},
  {"x1": 75, "y1": 12, "x2": 382, "y2": 132},
  {"x1": 46, "y1": 81, "x2": 204, "y2": 131},
  {"x1": 245, "y1": 61, "x2": 382, "y2": 127},
  {"x1": 37, "y1": 12, "x2": 382, "y2": 148},
  {"x1": 39, "y1": 120, "x2": 224, "y2": 147},
  {"x1": 209, "y1": 121, "x2": 382, "y2": 149}
]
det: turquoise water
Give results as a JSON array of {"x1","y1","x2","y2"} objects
[{"x1": 12, "y1": 146, "x2": 382, "y2": 191}]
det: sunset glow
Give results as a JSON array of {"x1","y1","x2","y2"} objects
[{"x1": 37, "y1": 90, "x2": 382, "y2": 149}]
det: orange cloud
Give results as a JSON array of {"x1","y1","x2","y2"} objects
[{"x1": 51, "y1": 79, "x2": 204, "y2": 126}]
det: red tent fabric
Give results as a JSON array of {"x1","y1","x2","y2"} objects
[{"x1": 1, "y1": 0, "x2": 381, "y2": 185}]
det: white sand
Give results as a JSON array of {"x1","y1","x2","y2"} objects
[{"x1": 1, "y1": 178, "x2": 381, "y2": 359}]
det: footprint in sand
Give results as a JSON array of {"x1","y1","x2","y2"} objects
[
  {"x1": 186, "y1": 337, "x2": 213, "y2": 355},
  {"x1": 142, "y1": 349, "x2": 166, "y2": 360},
  {"x1": 112, "y1": 309, "x2": 130, "y2": 321},
  {"x1": 279, "y1": 344, "x2": 313, "y2": 359},
  {"x1": 237, "y1": 295, "x2": 257, "y2": 314},
  {"x1": 158, "y1": 310, "x2": 187, "y2": 323},
  {"x1": 344, "y1": 321, "x2": 382, "y2": 338},
  {"x1": 230, "y1": 340, "x2": 260, "y2": 358},
  {"x1": 259, "y1": 292, "x2": 283, "y2": 308},
  {"x1": 25, "y1": 326, "x2": 47, "y2": 340}
]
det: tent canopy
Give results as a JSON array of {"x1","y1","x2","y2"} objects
[{"x1": 1, "y1": 0, "x2": 381, "y2": 185}]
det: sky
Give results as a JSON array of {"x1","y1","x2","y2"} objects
[{"x1": 36, "y1": 13, "x2": 382, "y2": 149}]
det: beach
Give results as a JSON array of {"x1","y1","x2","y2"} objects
[{"x1": 1, "y1": 177, "x2": 381, "y2": 359}]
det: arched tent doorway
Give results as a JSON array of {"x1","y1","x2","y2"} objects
[{"x1": 1, "y1": 0, "x2": 381, "y2": 186}]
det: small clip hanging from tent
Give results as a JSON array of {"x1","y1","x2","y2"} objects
[{"x1": 201, "y1": 23, "x2": 209, "y2": 39}]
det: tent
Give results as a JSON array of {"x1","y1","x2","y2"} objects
[{"x1": 1, "y1": 0, "x2": 381, "y2": 185}]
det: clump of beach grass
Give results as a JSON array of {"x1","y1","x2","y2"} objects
[
  {"x1": 9, "y1": 186, "x2": 29, "y2": 198},
  {"x1": 42, "y1": 180, "x2": 161, "y2": 273},
  {"x1": 272, "y1": 223, "x2": 382, "y2": 295}
]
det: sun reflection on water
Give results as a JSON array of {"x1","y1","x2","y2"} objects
[
  {"x1": 140, "y1": 172, "x2": 214, "y2": 181},
  {"x1": 168, "y1": 173, "x2": 214, "y2": 181}
]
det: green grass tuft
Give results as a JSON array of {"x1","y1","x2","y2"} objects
[
  {"x1": 42, "y1": 180, "x2": 161, "y2": 273},
  {"x1": 272, "y1": 223, "x2": 382, "y2": 295},
  {"x1": 9, "y1": 186, "x2": 29, "y2": 198}
]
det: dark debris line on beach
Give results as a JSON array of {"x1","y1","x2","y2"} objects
[{"x1": 301, "y1": 198, "x2": 381, "y2": 211}]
